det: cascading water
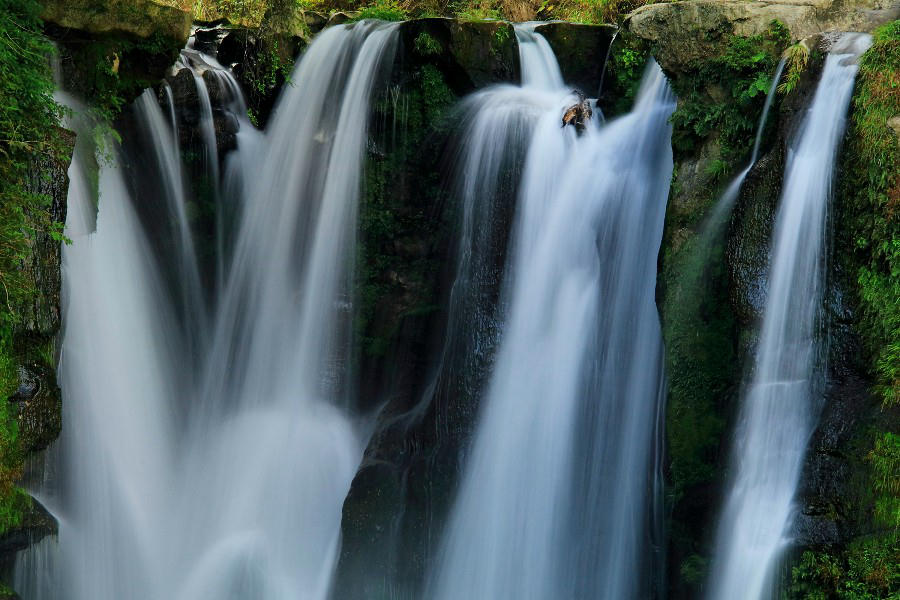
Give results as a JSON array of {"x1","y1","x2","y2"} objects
[
  {"x1": 707, "y1": 33, "x2": 872, "y2": 600},
  {"x1": 429, "y1": 28, "x2": 675, "y2": 599},
  {"x1": 706, "y1": 58, "x2": 786, "y2": 227},
  {"x1": 15, "y1": 21, "x2": 398, "y2": 600},
  {"x1": 513, "y1": 23, "x2": 564, "y2": 89}
]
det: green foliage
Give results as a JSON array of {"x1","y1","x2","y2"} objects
[
  {"x1": 0, "y1": 0, "x2": 67, "y2": 311},
  {"x1": 868, "y1": 432, "x2": 900, "y2": 529},
  {"x1": 492, "y1": 22, "x2": 510, "y2": 50},
  {"x1": 450, "y1": 0, "x2": 501, "y2": 21},
  {"x1": 0, "y1": 0, "x2": 65, "y2": 536},
  {"x1": 247, "y1": 38, "x2": 294, "y2": 98},
  {"x1": 414, "y1": 31, "x2": 442, "y2": 55},
  {"x1": 354, "y1": 0, "x2": 408, "y2": 20},
  {"x1": 680, "y1": 553, "x2": 709, "y2": 585},
  {"x1": 669, "y1": 20, "x2": 790, "y2": 169},
  {"x1": 604, "y1": 39, "x2": 650, "y2": 116},
  {"x1": 194, "y1": 0, "x2": 269, "y2": 24},
  {"x1": 840, "y1": 20, "x2": 900, "y2": 408},
  {"x1": 0, "y1": 327, "x2": 26, "y2": 533},
  {"x1": 787, "y1": 535, "x2": 900, "y2": 599}
]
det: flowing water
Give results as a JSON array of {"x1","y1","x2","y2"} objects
[
  {"x1": 429, "y1": 28, "x2": 674, "y2": 600},
  {"x1": 706, "y1": 58, "x2": 786, "y2": 227},
  {"x1": 707, "y1": 33, "x2": 872, "y2": 600},
  {"x1": 15, "y1": 21, "x2": 399, "y2": 600}
]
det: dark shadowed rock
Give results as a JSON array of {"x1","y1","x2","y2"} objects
[
  {"x1": 534, "y1": 22, "x2": 617, "y2": 94},
  {"x1": 400, "y1": 19, "x2": 520, "y2": 93}
]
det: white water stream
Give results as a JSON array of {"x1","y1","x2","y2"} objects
[
  {"x1": 15, "y1": 21, "x2": 399, "y2": 600},
  {"x1": 707, "y1": 33, "x2": 872, "y2": 600},
  {"x1": 429, "y1": 27, "x2": 674, "y2": 600}
]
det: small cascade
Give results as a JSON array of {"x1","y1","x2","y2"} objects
[
  {"x1": 414, "y1": 22, "x2": 569, "y2": 430},
  {"x1": 706, "y1": 58, "x2": 787, "y2": 227},
  {"x1": 513, "y1": 23, "x2": 564, "y2": 90},
  {"x1": 132, "y1": 89, "x2": 208, "y2": 345},
  {"x1": 708, "y1": 33, "x2": 872, "y2": 600},
  {"x1": 15, "y1": 21, "x2": 400, "y2": 600},
  {"x1": 429, "y1": 25, "x2": 675, "y2": 597}
]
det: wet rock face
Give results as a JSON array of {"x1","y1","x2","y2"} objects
[
  {"x1": 725, "y1": 145, "x2": 783, "y2": 330},
  {"x1": 793, "y1": 373, "x2": 871, "y2": 546},
  {"x1": 20, "y1": 131, "x2": 71, "y2": 336},
  {"x1": 0, "y1": 499, "x2": 57, "y2": 583},
  {"x1": 10, "y1": 362, "x2": 62, "y2": 455},
  {"x1": 400, "y1": 19, "x2": 520, "y2": 92},
  {"x1": 2, "y1": 131, "x2": 74, "y2": 465}
]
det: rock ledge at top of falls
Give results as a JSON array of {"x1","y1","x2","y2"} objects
[
  {"x1": 625, "y1": 0, "x2": 900, "y2": 73},
  {"x1": 41, "y1": 0, "x2": 192, "y2": 43},
  {"x1": 534, "y1": 22, "x2": 617, "y2": 94}
]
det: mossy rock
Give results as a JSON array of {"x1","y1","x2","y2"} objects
[
  {"x1": 0, "y1": 498, "x2": 56, "y2": 588},
  {"x1": 626, "y1": 0, "x2": 899, "y2": 76},
  {"x1": 400, "y1": 18, "x2": 520, "y2": 92},
  {"x1": 41, "y1": 0, "x2": 191, "y2": 44}
]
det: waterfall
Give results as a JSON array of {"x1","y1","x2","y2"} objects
[
  {"x1": 513, "y1": 23, "x2": 564, "y2": 89},
  {"x1": 429, "y1": 27, "x2": 674, "y2": 599},
  {"x1": 707, "y1": 33, "x2": 872, "y2": 600},
  {"x1": 15, "y1": 21, "x2": 399, "y2": 600},
  {"x1": 706, "y1": 58, "x2": 786, "y2": 227}
]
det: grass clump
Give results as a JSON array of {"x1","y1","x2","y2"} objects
[
  {"x1": 777, "y1": 40, "x2": 810, "y2": 95},
  {"x1": 538, "y1": 0, "x2": 658, "y2": 24},
  {"x1": 414, "y1": 31, "x2": 442, "y2": 55}
]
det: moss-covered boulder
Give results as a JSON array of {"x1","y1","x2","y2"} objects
[
  {"x1": 626, "y1": 0, "x2": 900, "y2": 74},
  {"x1": 41, "y1": 0, "x2": 191, "y2": 43}
]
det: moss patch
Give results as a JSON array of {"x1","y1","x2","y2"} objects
[
  {"x1": 0, "y1": 0, "x2": 67, "y2": 535},
  {"x1": 840, "y1": 20, "x2": 900, "y2": 409}
]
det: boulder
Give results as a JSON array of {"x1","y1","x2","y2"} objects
[
  {"x1": 41, "y1": 0, "x2": 191, "y2": 44},
  {"x1": 626, "y1": 0, "x2": 900, "y2": 74}
]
